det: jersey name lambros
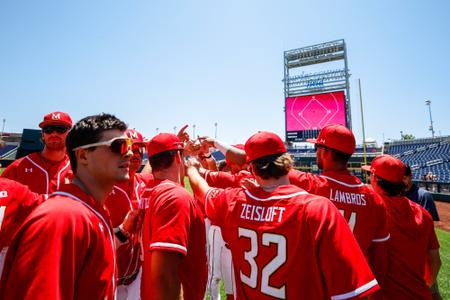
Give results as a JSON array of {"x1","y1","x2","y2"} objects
[
  {"x1": 240, "y1": 203, "x2": 286, "y2": 223},
  {"x1": 329, "y1": 188, "x2": 367, "y2": 206}
]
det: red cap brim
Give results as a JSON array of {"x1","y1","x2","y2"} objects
[{"x1": 39, "y1": 120, "x2": 72, "y2": 128}]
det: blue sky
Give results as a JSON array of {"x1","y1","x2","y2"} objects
[{"x1": 1, "y1": 0, "x2": 449, "y2": 145}]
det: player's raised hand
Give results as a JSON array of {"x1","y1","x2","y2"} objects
[
  {"x1": 198, "y1": 136, "x2": 216, "y2": 148},
  {"x1": 177, "y1": 124, "x2": 190, "y2": 142}
]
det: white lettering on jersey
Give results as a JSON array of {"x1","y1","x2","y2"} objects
[
  {"x1": 329, "y1": 189, "x2": 366, "y2": 206},
  {"x1": 240, "y1": 203, "x2": 286, "y2": 223},
  {"x1": 0, "y1": 191, "x2": 8, "y2": 198}
]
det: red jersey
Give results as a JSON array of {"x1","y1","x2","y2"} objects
[
  {"x1": 379, "y1": 194, "x2": 439, "y2": 300},
  {"x1": 1, "y1": 152, "x2": 72, "y2": 194},
  {"x1": 0, "y1": 178, "x2": 46, "y2": 251},
  {"x1": 140, "y1": 179, "x2": 207, "y2": 300},
  {"x1": 289, "y1": 170, "x2": 389, "y2": 278},
  {"x1": 204, "y1": 170, "x2": 253, "y2": 188},
  {"x1": 0, "y1": 184, "x2": 116, "y2": 300},
  {"x1": 204, "y1": 184, "x2": 379, "y2": 299},
  {"x1": 105, "y1": 173, "x2": 153, "y2": 283}
]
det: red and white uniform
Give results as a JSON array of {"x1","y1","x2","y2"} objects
[
  {"x1": 289, "y1": 170, "x2": 389, "y2": 279},
  {"x1": 0, "y1": 178, "x2": 46, "y2": 275},
  {"x1": 204, "y1": 170, "x2": 253, "y2": 189},
  {"x1": 1, "y1": 152, "x2": 72, "y2": 194},
  {"x1": 0, "y1": 184, "x2": 116, "y2": 300},
  {"x1": 105, "y1": 173, "x2": 153, "y2": 285},
  {"x1": 204, "y1": 184, "x2": 379, "y2": 299},
  {"x1": 380, "y1": 194, "x2": 439, "y2": 300},
  {"x1": 140, "y1": 179, "x2": 208, "y2": 300}
]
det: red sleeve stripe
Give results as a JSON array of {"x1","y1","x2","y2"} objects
[
  {"x1": 372, "y1": 234, "x2": 390, "y2": 243},
  {"x1": 331, "y1": 279, "x2": 378, "y2": 300},
  {"x1": 150, "y1": 242, "x2": 187, "y2": 254}
]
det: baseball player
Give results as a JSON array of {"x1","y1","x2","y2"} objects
[
  {"x1": 206, "y1": 125, "x2": 389, "y2": 286},
  {"x1": 0, "y1": 113, "x2": 141, "y2": 299},
  {"x1": 105, "y1": 129, "x2": 153, "y2": 300},
  {"x1": 363, "y1": 155, "x2": 442, "y2": 300},
  {"x1": 0, "y1": 178, "x2": 47, "y2": 276},
  {"x1": 140, "y1": 133, "x2": 208, "y2": 300},
  {"x1": 187, "y1": 131, "x2": 380, "y2": 299},
  {"x1": 1, "y1": 111, "x2": 73, "y2": 194},
  {"x1": 288, "y1": 124, "x2": 389, "y2": 284}
]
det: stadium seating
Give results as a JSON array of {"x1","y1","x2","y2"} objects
[{"x1": 385, "y1": 137, "x2": 450, "y2": 183}]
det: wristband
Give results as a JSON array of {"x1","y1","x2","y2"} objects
[{"x1": 114, "y1": 227, "x2": 128, "y2": 243}]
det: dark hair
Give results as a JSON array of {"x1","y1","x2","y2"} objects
[
  {"x1": 66, "y1": 113, "x2": 127, "y2": 173},
  {"x1": 404, "y1": 165, "x2": 412, "y2": 176},
  {"x1": 149, "y1": 150, "x2": 182, "y2": 172},
  {"x1": 251, "y1": 153, "x2": 292, "y2": 180},
  {"x1": 376, "y1": 176, "x2": 405, "y2": 196},
  {"x1": 315, "y1": 144, "x2": 352, "y2": 165}
]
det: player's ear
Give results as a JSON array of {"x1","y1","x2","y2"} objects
[
  {"x1": 175, "y1": 151, "x2": 182, "y2": 164},
  {"x1": 75, "y1": 148, "x2": 89, "y2": 167}
]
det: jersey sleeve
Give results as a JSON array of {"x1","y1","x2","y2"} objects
[
  {"x1": 306, "y1": 198, "x2": 379, "y2": 299},
  {"x1": 204, "y1": 187, "x2": 229, "y2": 227},
  {"x1": 0, "y1": 160, "x2": 19, "y2": 180},
  {"x1": 0, "y1": 205, "x2": 90, "y2": 300},
  {"x1": 288, "y1": 169, "x2": 319, "y2": 193},
  {"x1": 204, "y1": 171, "x2": 236, "y2": 188},
  {"x1": 148, "y1": 188, "x2": 192, "y2": 255}
]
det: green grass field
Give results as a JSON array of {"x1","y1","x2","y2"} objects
[{"x1": 436, "y1": 228, "x2": 449, "y2": 299}]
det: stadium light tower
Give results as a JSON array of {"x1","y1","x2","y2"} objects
[
  {"x1": 1, "y1": 118, "x2": 5, "y2": 139},
  {"x1": 193, "y1": 124, "x2": 196, "y2": 139},
  {"x1": 425, "y1": 100, "x2": 435, "y2": 138}
]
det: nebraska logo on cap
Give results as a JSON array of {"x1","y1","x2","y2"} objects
[{"x1": 39, "y1": 111, "x2": 73, "y2": 128}]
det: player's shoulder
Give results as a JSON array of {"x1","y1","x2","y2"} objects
[
  {"x1": 0, "y1": 178, "x2": 32, "y2": 200},
  {"x1": 152, "y1": 181, "x2": 193, "y2": 206},
  {"x1": 408, "y1": 198, "x2": 434, "y2": 223}
]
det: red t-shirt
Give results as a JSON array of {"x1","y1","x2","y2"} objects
[
  {"x1": 140, "y1": 179, "x2": 207, "y2": 300},
  {"x1": 1, "y1": 152, "x2": 72, "y2": 194},
  {"x1": 289, "y1": 170, "x2": 389, "y2": 278},
  {"x1": 105, "y1": 173, "x2": 153, "y2": 283},
  {"x1": 204, "y1": 170, "x2": 253, "y2": 188},
  {"x1": 379, "y1": 194, "x2": 439, "y2": 300},
  {"x1": 0, "y1": 184, "x2": 116, "y2": 300},
  {"x1": 204, "y1": 184, "x2": 379, "y2": 299},
  {"x1": 0, "y1": 178, "x2": 46, "y2": 251}
]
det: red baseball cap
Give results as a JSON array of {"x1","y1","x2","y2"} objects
[
  {"x1": 245, "y1": 131, "x2": 287, "y2": 163},
  {"x1": 147, "y1": 133, "x2": 184, "y2": 157},
  {"x1": 126, "y1": 129, "x2": 145, "y2": 145},
  {"x1": 361, "y1": 154, "x2": 405, "y2": 183},
  {"x1": 307, "y1": 124, "x2": 355, "y2": 155},
  {"x1": 39, "y1": 111, "x2": 73, "y2": 128}
]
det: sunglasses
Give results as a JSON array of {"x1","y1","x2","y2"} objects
[
  {"x1": 73, "y1": 137, "x2": 133, "y2": 156},
  {"x1": 43, "y1": 126, "x2": 69, "y2": 134}
]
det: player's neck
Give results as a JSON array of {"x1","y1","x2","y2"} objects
[
  {"x1": 258, "y1": 175, "x2": 290, "y2": 192},
  {"x1": 153, "y1": 168, "x2": 181, "y2": 185},
  {"x1": 72, "y1": 172, "x2": 113, "y2": 206},
  {"x1": 322, "y1": 163, "x2": 347, "y2": 173},
  {"x1": 41, "y1": 147, "x2": 66, "y2": 162}
]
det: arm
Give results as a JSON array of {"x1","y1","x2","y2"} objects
[
  {"x1": 150, "y1": 250, "x2": 182, "y2": 300},
  {"x1": 426, "y1": 249, "x2": 441, "y2": 287},
  {"x1": 186, "y1": 165, "x2": 211, "y2": 208}
]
